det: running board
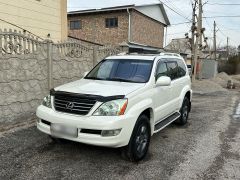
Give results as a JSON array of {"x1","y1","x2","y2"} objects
[{"x1": 154, "y1": 112, "x2": 181, "y2": 132}]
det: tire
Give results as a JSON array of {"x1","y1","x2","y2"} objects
[
  {"x1": 122, "y1": 115, "x2": 151, "y2": 162},
  {"x1": 177, "y1": 97, "x2": 190, "y2": 125}
]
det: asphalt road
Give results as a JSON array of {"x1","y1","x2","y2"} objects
[{"x1": 0, "y1": 90, "x2": 240, "y2": 180}]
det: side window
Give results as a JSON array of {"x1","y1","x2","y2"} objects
[
  {"x1": 156, "y1": 62, "x2": 168, "y2": 80},
  {"x1": 166, "y1": 62, "x2": 178, "y2": 80},
  {"x1": 177, "y1": 59, "x2": 187, "y2": 77}
]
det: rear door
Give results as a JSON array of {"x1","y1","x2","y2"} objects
[
  {"x1": 166, "y1": 58, "x2": 188, "y2": 112},
  {"x1": 165, "y1": 61, "x2": 180, "y2": 112}
]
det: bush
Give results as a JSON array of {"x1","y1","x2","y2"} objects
[{"x1": 218, "y1": 55, "x2": 240, "y2": 75}]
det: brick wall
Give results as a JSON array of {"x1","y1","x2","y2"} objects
[
  {"x1": 68, "y1": 11, "x2": 129, "y2": 46},
  {"x1": 131, "y1": 10, "x2": 165, "y2": 48}
]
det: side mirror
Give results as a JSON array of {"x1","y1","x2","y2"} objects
[
  {"x1": 156, "y1": 76, "x2": 171, "y2": 86},
  {"x1": 83, "y1": 71, "x2": 89, "y2": 77}
]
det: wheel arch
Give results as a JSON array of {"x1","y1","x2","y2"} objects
[{"x1": 139, "y1": 108, "x2": 154, "y2": 135}]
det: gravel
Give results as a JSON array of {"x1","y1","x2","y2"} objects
[
  {"x1": 192, "y1": 72, "x2": 240, "y2": 94},
  {"x1": 0, "y1": 83, "x2": 239, "y2": 180}
]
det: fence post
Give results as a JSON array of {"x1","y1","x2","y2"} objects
[
  {"x1": 92, "y1": 46, "x2": 98, "y2": 67},
  {"x1": 47, "y1": 40, "x2": 53, "y2": 90},
  {"x1": 0, "y1": 29, "x2": 2, "y2": 55}
]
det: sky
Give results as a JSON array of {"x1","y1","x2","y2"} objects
[{"x1": 68, "y1": 0, "x2": 240, "y2": 48}]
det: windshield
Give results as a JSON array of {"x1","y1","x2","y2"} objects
[{"x1": 85, "y1": 59, "x2": 153, "y2": 83}]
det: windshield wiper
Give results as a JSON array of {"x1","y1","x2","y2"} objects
[
  {"x1": 107, "y1": 78, "x2": 135, "y2": 83},
  {"x1": 85, "y1": 77, "x2": 105, "y2": 80}
]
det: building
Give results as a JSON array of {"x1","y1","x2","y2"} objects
[
  {"x1": 0, "y1": 0, "x2": 67, "y2": 42},
  {"x1": 68, "y1": 3, "x2": 170, "y2": 52},
  {"x1": 164, "y1": 38, "x2": 192, "y2": 64}
]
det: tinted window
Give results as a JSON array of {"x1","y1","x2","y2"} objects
[
  {"x1": 105, "y1": 18, "x2": 118, "y2": 28},
  {"x1": 85, "y1": 59, "x2": 153, "y2": 83},
  {"x1": 156, "y1": 62, "x2": 168, "y2": 80},
  {"x1": 166, "y1": 62, "x2": 178, "y2": 80},
  {"x1": 70, "y1": 20, "x2": 81, "y2": 30},
  {"x1": 177, "y1": 59, "x2": 187, "y2": 77}
]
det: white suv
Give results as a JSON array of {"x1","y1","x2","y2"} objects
[{"x1": 36, "y1": 53, "x2": 192, "y2": 161}]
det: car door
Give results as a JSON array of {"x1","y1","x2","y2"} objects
[
  {"x1": 166, "y1": 60, "x2": 182, "y2": 112},
  {"x1": 154, "y1": 61, "x2": 173, "y2": 122}
]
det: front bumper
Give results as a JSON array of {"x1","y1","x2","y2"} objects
[{"x1": 36, "y1": 105, "x2": 135, "y2": 148}]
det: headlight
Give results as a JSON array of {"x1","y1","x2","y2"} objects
[
  {"x1": 93, "y1": 99, "x2": 128, "y2": 116},
  {"x1": 42, "y1": 95, "x2": 52, "y2": 108}
]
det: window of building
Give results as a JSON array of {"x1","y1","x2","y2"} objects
[
  {"x1": 70, "y1": 20, "x2": 81, "y2": 30},
  {"x1": 105, "y1": 18, "x2": 118, "y2": 28}
]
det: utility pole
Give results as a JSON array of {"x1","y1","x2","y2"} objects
[
  {"x1": 192, "y1": 0, "x2": 203, "y2": 81},
  {"x1": 191, "y1": 0, "x2": 197, "y2": 71},
  {"x1": 213, "y1": 21, "x2": 217, "y2": 60},
  {"x1": 198, "y1": 0, "x2": 203, "y2": 80},
  {"x1": 227, "y1": 37, "x2": 229, "y2": 60}
]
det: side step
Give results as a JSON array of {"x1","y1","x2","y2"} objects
[{"x1": 154, "y1": 112, "x2": 181, "y2": 131}]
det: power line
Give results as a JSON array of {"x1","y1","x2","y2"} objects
[
  {"x1": 0, "y1": 18, "x2": 44, "y2": 40},
  {"x1": 0, "y1": 1, "x2": 59, "y2": 18},
  {"x1": 171, "y1": 21, "x2": 192, "y2": 26},
  {"x1": 207, "y1": 3, "x2": 240, "y2": 6},
  {"x1": 163, "y1": 0, "x2": 192, "y2": 21},
  {"x1": 203, "y1": 15, "x2": 240, "y2": 18},
  {"x1": 159, "y1": 0, "x2": 192, "y2": 21},
  {"x1": 167, "y1": 31, "x2": 188, "y2": 35}
]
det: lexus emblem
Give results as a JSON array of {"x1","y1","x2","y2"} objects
[{"x1": 66, "y1": 102, "x2": 74, "y2": 110}]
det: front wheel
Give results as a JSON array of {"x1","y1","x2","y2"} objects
[{"x1": 122, "y1": 115, "x2": 151, "y2": 162}]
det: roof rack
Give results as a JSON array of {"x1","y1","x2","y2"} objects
[
  {"x1": 117, "y1": 52, "x2": 160, "y2": 56},
  {"x1": 159, "y1": 52, "x2": 181, "y2": 57},
  {"x1": 116, "y1": 52, "x2": 182, "y2": 57}
]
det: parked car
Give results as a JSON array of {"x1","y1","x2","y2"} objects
[
  {"x1": 187, "y1": 64, "x2": 192, "y2": 76},
  {"x1": 36, "y1": 53, "x2": 192, "y2": 161}
]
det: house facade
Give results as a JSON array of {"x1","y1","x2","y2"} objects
[
  {"x1": 0, "y1": 0, "x2": 67, "y2": 41},
  {"x1": 68, "y1": 4, "x2": 170, "y2": 52}
]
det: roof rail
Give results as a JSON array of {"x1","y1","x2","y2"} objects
[{"x1": 159, "y1": 52, "x2": 181, "y2": 57}]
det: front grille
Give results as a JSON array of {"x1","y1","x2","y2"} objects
[{"x1": 54, "y1": 94, "x2": 96, "y2": 115}]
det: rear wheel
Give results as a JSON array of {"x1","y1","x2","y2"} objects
[
  {"x1": 177, "y1": 97, "x2": 190, "y2": 125},
  {"x1": 122, "y1": 115, "x2": 151, "y2": 162}
]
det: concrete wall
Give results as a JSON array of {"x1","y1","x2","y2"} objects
[
  {"x1": 0, "y1": 0, "x2": 67, "y2": 42},
  {"x1": 0, "y1": 30, "x2": 121, "y2": 123},
  {"x1": 202, "y1": 59, "x2": 218, "y2": 79}
]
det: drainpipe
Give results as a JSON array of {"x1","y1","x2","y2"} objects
[
  {"x1": 127, "y1": 8, "x2": 131, "y2": 42},
  {"x1": 164, "y1": 26, "x2": 168, "y2": 48}
]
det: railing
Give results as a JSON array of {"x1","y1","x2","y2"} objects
[{"x1": 0, "y1": 28, "x2": 44, "y2": 55}]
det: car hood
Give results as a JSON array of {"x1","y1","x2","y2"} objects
[{"x1": 54, "y1": 79, "x2": 145, "y2": 97}]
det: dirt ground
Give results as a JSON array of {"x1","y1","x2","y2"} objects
[{"x1": 0, "y1": 74, "x2": 240, "y2": 180}]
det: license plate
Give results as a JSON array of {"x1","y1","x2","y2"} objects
[{"x1": 50, "y1": 124, "x2": 78, "y2": 138}]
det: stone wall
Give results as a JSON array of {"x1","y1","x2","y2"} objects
[{"x1": 0, "y1": 29, "x2": 122, "y2": 123}]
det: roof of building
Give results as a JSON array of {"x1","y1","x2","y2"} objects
[
  {"x1": 68, "y1": 3, "x2": 170, "y2": 26},
  {"x1": 165, "y1": 38, "x2": 191, "y2": 57}
]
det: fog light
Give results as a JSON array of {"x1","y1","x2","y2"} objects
[{"x1": 101, "y1": 129, "x2": 122, "y2": 137}]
